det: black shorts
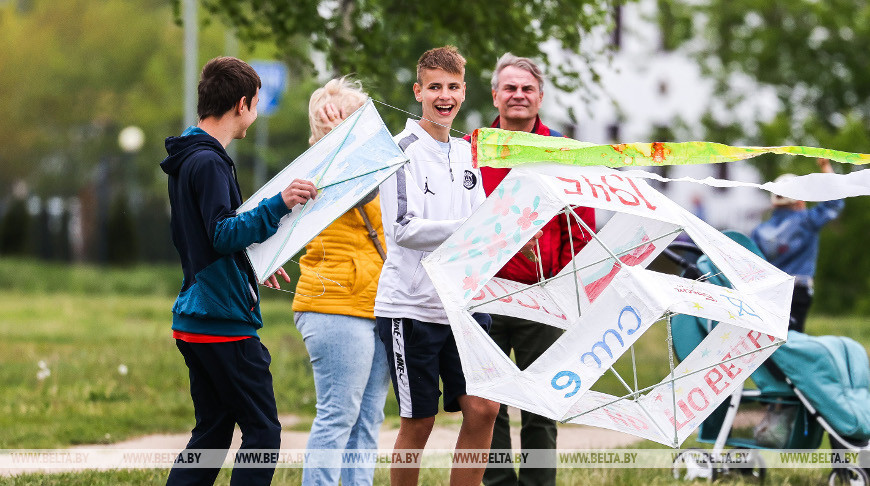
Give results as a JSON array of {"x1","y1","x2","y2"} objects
[{"x1": 377, "y1": 314, "x2": 491, "y2": 418}]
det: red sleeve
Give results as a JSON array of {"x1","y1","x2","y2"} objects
[{"x1": 479, "y1": 167, "x2": 511, "y2": 197}]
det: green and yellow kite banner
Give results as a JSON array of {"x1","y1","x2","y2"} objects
[{"x1": 471, "y1": 128, "x2": 870, "y2": 169}]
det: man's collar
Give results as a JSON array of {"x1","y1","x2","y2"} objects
[{"x1": 491, "y1": 115, "x2": 546, "y2": 134}]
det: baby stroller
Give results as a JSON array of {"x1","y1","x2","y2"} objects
[{"x1": 664, "y1": 231, "x2": 870, "y2": 484}]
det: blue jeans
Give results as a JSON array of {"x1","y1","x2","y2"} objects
[{"x1": 295, "y1": 312, "x2": 390, "y2": 486}]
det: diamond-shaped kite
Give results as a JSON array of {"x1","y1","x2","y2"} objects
[
  {"x1": 423, "y1": 164, "x2": 792, "y2": 447},
  {"x1": 238, "y1": 99, "x2": 407, "y2": 283}
]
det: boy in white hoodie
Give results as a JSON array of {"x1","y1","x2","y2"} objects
[{"x1": 375, "y1": 46, "x2": 500, "y2": 486}]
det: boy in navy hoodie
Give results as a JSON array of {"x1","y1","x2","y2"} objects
[{"x1": 160, "y1": 56, "x2": 317, "y2": 486}]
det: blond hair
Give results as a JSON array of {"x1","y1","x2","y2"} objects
[
  {"x1": 308, "y1": 77, "x2": 368, "y2": 145},
  {"x1": 416, "y1": 46, "x2": 466, "y2": 84}
]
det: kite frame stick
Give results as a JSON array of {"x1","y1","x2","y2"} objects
[
  {"x1": 666, "y1": 315, "x2": 680, "y2": 446},
  {"x1": 313, "y1": 160, "x2": 407, "y2": 191},
  {"x1": 563, "y1": 207, "x2": 585, "y2": 319},
  {"x1": 466, "y1": 227, "x2": 684, "y2": 311},
  {"x1": 559, "y1": 335, "x2": 782, "y2": 422}
]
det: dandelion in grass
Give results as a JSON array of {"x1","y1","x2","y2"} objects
[
  {"x1": 36, "y1": 360, "x2": 50, "y2": 381},
  {"x1": 118, "y1": 364, "x2": 128, "y2": 376}
]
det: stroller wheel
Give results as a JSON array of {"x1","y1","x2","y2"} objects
[
  {"x1": 828, "y1": 465, "x2": 870, "y2": 486},
  {"x1": 732, "y1": 449, "x2": 766, "y2": 484},
  {"x1": 672, "y1": 449, "x2": 716, "y2": 482}
]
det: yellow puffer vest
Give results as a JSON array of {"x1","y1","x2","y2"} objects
[{"x1": 291, "y1": 196, "x2": 385, "y2": 318}]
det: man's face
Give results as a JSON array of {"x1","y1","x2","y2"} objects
[
  {"x1": 492, "y1": 65, "x2": 543, "y2": 125},
  {"x1": 414, "y1": 68, "x2": 466, "y2": 127},
  {"x1": 236, "y1": 88, "x2": 259, "y2": 139}
]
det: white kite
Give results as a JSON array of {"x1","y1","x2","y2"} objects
[
  {"x1": 423, "y1": 164, "x2": 792, "y2": 447},
  {"x1": 238, "y1": 99, "x2": 408, "y2": 283}
]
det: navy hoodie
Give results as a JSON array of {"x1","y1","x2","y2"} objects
[{"x1": 160, "y1": 129, "x2": 291, "y2": 337}]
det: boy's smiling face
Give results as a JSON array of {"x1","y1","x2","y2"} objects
[{"x1": 414, "y1": 68, "x2": 466, "y2": 129}]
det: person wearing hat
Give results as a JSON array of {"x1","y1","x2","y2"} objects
[{"x1": 751, "y1": 158, "x2": 844, "y2": 333}]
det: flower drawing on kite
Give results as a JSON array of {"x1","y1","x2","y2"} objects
[
  {"x1": 462, "y1": 261, "x2": 494, "y2": 299},
  {"x1": 516, "y1": 207, "x2": 540, "y2": 230},
  {"x1": 491, "y1": 191, "x2": 515, "y2": 216},
  {"x1": 486, "y1": 229, "x2": 508, "y2": 258},
  {"x1": 512, "y1": 194, "x2": 544, "y2": 230},
  {"x1": 462, "y1": 271, "x2": 481, "y2": 293},
  {"x1": 445, "y1": 225, "x2": 487, "y2": 262}
]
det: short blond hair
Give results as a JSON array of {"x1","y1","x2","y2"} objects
[
  {"x1": 416, "y1": 46, "x2": 466, "y2": 84},
  {"x1": 308, "y1": 77, "x2": 368, "y2": 145}
]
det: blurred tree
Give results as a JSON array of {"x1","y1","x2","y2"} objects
[
  {"x1": 0, "y1": 0, "x2": 188, "y2": 197},
  {"x1": 192, "y1": 0, "x2": 622, "y2": 132},
  {"x1": 0, "y1": 0, "x2": 333, "y2": 198},
  {"x1": 659, "y1": 0, "x2": 870, "y2": 315},
  {"x1": 0, "y1": 0, "x2": 324, "y2": 263}
]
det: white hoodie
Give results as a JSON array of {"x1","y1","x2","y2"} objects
[{"x1": 375, "y1": 119, "x2": 485, "y2": 324}]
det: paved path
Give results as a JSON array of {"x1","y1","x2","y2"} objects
[
  {"x1": 91, "y1": 408, "x2": 642, "y2": 451},
  {"x1": 1, "y1": 408, "x2": 643, "y2": 475},
  {"x1": 2, "y1": 409, "x2": 770, "y2": 475}
]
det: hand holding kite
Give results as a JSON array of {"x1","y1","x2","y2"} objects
[{"x1": 281, "y1": 179, "x2": 318, "y2": 208}]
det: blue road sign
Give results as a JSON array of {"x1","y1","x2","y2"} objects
[{"x1": 250, "y1": 60, "x2": 288, "y2": 116}]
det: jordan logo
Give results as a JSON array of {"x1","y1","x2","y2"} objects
[{"x1": 423, "y1": 178, "x2": 435, "y2": 195}]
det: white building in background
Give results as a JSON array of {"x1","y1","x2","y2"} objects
[{"x1": 541, "y1": 0, "x2": 779, "y2": 234}]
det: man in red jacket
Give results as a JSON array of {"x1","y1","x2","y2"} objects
[{"x1": 467, "y1": 53, "x2": 596, "y2": 486}]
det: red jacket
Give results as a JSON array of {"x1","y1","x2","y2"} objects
[{"x1": 465, "y1": 116, "x2": 596, "y2": 284}]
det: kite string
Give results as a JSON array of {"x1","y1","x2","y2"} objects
[
  {"x1": 267, "y1": 260, "x2": 346, "y2": 297},
  {"x1": 265, "y1": 237, "x2": 348, "y2": 297},
  {"x1": 371, "y1": 98, "x2": 470, "y2": 137}
]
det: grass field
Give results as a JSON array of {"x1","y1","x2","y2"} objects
[{"x1": 0, "y1": 257, "x2": 866, "y2": 484}]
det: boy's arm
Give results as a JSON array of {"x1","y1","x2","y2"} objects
[
  {"x1": 381, "y1": 164, "x2": 465, "y2": 252},
  {"x1": 192, "y1": 159, "x2": 291, "y2": 255},
  {"x1": 212, "y1": 194, "x2": 290, "y2": 254}
]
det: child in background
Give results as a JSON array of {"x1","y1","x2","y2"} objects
[{"x1": 751, "y1": 158, "x2": 844, "y2": 332}]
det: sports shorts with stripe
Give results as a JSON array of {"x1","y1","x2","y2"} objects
[{"x1": 376, "y1": 314, "x2": 491, "y2": 419}]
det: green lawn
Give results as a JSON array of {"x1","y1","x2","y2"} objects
[
  {"x1": 0, "y1": 458, "x2": 848, "y2": 485},
  {"x1": 0, "y1": 258, "x2": 866, "y2": 484}
]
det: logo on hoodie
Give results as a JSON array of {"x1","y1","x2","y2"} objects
[{"x1": 463, "y1": 170, "x2": 477, "y2": 190}]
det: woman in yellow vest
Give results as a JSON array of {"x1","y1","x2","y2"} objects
[{"x1": 292, "y1": 78, "x2": 389, "y2": 486}]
